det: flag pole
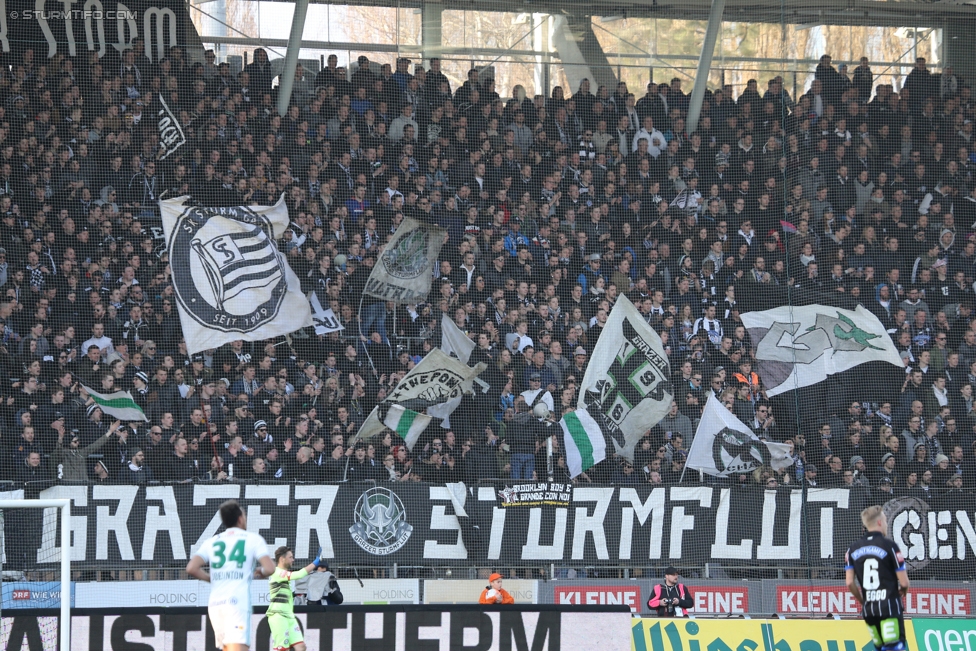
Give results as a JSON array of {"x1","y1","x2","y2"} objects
[
  {"x1": 547, "y1": 434, "x2": 553, "y2": 481},
  {"x1": 342, "y1": 448, "x2": 352, "y2": 481},
  {"x1": 357, "y1": 293, "x2": 378, "y2": 375}
]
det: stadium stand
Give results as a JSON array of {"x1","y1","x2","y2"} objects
[{"x1": 0, "y1": 42, "x2": 975, "y2": 580}]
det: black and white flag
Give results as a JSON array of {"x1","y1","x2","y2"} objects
[
  {"x1": 156, "y1": 95, "x2": 187, "y2": 160},
  {"x1": 670, "y1": 188, "x2": 691, "y2": 209},
  {"x1": 686, "y1": 394, "x2": 794, "y2": 477},
  {"x1": 427, "y1": 314, "x2": 477, "y2": 428},
  {"x1": 159, "y1": 195, "x2": 313, "y2": 354},
  {"x1": 309, "y1": 291, "x2": 344, "y2": 334}
]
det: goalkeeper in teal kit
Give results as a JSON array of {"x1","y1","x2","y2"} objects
[{"x1": 268, "y1": 546, "x2": 324, "y2": 651}]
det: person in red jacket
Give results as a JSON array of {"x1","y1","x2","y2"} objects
[{"x1": 646, "y1": 567, "x2": 694, "y2": 616}]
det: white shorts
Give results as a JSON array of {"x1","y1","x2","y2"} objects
[{"x1": 209, "y1": 602, "x2": 252, "y2": 648}]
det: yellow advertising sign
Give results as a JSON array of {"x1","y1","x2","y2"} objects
[{"x1": 632, "y1": 618, "x2": 919, "y2": 651}]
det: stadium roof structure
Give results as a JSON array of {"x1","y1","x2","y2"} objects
[
  {"x1": 212, "y1": 0, "x2": 976, "y2": 122},
  {"x1": 237, "y1": 0, "x2": 976, "y2": 28}
]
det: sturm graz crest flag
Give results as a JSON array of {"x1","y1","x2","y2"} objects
[
  {"x1": 365, "y1": 217, "x2": 446, "y2": 304},
  {"x1": 577, "y1": 294, "x2": 672, "y2": 461},
  {"x1": 159, "y1": 195, "x2": 312, "y2": 354},
  {"x1": 349, "y1": 486, "x2": 414, "y2": 555},
  {"x1": 685, "y1": 394, "x2": 794, "y2": 477}
]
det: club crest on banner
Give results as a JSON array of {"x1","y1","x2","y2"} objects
[
  {"x1": 713, "y1": 427, "x2": 773, "y2": 474},
  {"x1": 380, "y1": 229, "x2": 431, "y2": 279},
  {"x1": 364, "y1": 217, "x2": 446, "y2": 304},
  {"x1": 349, "y1": 487, "x2": 414, "y2": 555},
  {"x1": 169, "y1": 206, "x2": 287, "y2": 333}
]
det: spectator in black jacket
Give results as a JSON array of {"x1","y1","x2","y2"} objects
[
  {"x1": 122, "y1": 449, "x2": 154, "y2": 484},
  {"x1": 17, "y1": 451, "x2": 46, "y2": 483},
  {"x1": 168, "y1": 437, "x2": 200, "y2": 483}
]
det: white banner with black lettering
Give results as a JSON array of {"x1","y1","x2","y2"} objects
[
  {"x1": 309, "y1": 291, "x2": 344, "y2": 334},
  {"x1": 576, "y1": 294, "x2": 673, "y2": 461},
  {"x1": 1, "y1": 605, "x2": 632, "y2": 651}
]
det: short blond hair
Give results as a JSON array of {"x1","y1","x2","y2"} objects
[{"x1": 861, "y1": 505, "x2": 884, "y2": 529}]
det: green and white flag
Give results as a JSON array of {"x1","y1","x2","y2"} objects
[
  {"x1": 560, "y1": 408, "x2": 607, "y2": 478},
  {"x1": 577, "y1": 294, "x2": 672, "y2": 461},
  {"x1": 382, "y1": 404, "x2": 433, "y2": 451},
  {"x1": 741, "y1": 304, "x2": 902, "y2": 396},
  {"x1": 352, "y1": 349, "x2": 488, "y2": 449},
  {"x1": 81, "y1": 385, "x2": 149, "y2": 422}
]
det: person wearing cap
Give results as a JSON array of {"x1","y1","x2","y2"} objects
[
  {"x1": 933, "y1": 453, "x2": 953, "y2": 487},
  {"x1": 577, "y1": 253, "x2": 605, "y2": 294},
  {"x1": 189, "y1": 353, "x2": 211, "y2": 385},
  {"x1": 51, "y1": 418, "x2": 122, "y2": 483},
  {"x1": 646, "y1": 567, "x2": 693, "y2": 617},
  {"x1": 878, "y1": 452, "x2": 899, "y2": 487},
  {"x1": 93, "y1": 459, "x2": 112, "y2": 483},
  {"x1": 571, "y1": 346, "x2": 588, "y2": 377},
  {"x1": 519, "y1": 370, "x2": 554, "y2": 415},
  {"x1": 850, "y1": 456, "x2": 871, "y2": 489},
  {"x1": 131, "y1": 371, "x2": 150, "y2": 412},
  {"x1": 251, "y1": 420, "x2": 275, "y2": 458},
  {"x1": 907, "y1": 440, "x2": 930, "y2": 477},
  {"x1": 877, "y1": 475, "x2": 895, "y2": 497},
  {"x1": 479, "y1": 573, "x2": 515, "y2": 604}
]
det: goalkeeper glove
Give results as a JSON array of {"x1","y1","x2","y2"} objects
[{"x1": 312, "y1": 547, "x2": 324, "y2": 567}]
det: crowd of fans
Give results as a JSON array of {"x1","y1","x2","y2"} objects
[{"x1": 0, "y1": 43, "x2": 975, "y2": 502}]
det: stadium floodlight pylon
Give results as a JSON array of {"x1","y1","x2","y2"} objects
[{"x1": 0, "y1": 499, "x2": 71, "y2": 651}]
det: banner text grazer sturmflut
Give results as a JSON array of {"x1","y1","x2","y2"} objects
[{"x1": 12, "y1": 483, "x2": 976, "y2": 576}]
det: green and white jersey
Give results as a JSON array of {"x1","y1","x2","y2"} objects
[
  {"x1": 195, "y1": 527, "x2": 270, "y2": 609},
  {"x1": 268, "y1": 566, "x2": 310, "y2": 617}
]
